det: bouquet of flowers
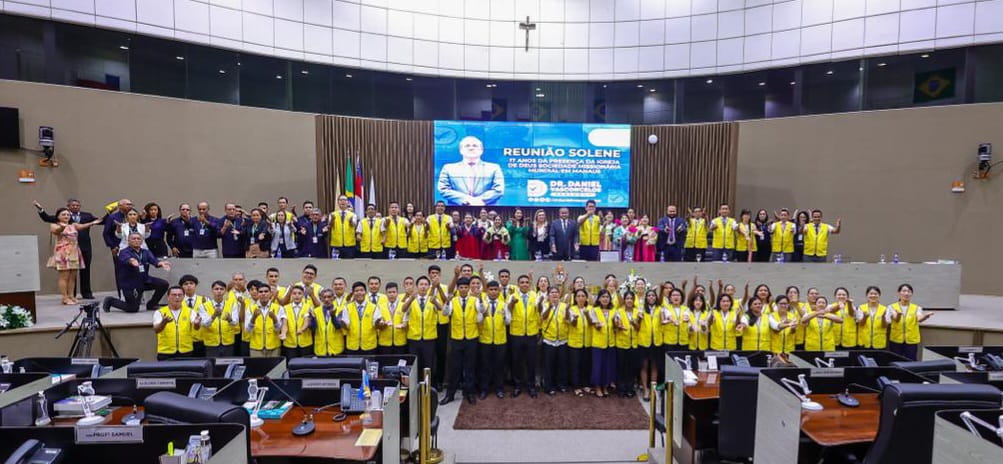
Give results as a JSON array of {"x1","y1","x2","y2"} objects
[
  {"x1": 617, "y1": 269, "x2": 652, "y2": 296},
  {"x1": 0, "y1": 304, "x2": 34, "y2": 331}
]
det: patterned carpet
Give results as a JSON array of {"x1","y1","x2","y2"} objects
[{"x1": 452, "y1": 391, "x2": 651, "y2": 430}]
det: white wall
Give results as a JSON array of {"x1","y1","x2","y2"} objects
[{"x1": 3, "y1": 0, "x2": 1003, "y2": 81}]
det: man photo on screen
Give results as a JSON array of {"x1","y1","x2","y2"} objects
[{"x1": 437, "y1": 135, "x2": 505, "y2": 206}]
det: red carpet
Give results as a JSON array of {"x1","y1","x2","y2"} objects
[{"x1": 452, "y1": 393, "x2": 650, "y2": 430}]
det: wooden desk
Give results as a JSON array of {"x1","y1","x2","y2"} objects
[
  {"x1": 801, "y1": 393, "x2": 881, "y2": 447},
  {"x1": 51, "y1": 405, "x2": 382, "y2": 461},
  {"x1": 684, "y1": 371, "x2": 721, "y2": 400}
]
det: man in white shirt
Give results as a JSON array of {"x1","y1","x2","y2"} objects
[
  {"x1": 244, "y1": 284, "x2": 287, "y2": 358},
  {"x1": 153, "y1": 287, "x2": 200, "y2": 360},
  {"x1": 437, "y1": 135, "x2": 505, "y2": 206}
]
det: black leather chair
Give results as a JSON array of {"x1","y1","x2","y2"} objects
[
  {"x1": 144, "y1": 391, "x2": 252, "y2": 459},
  {"x1": 889, "y1": 359, "x2": 957, "y2": 381},
  {"x1": 127, "y1": 359, "x2": 212, "y2": 378},
  {"x1": 286, "y1": 357, "x2": 366, "y2": 378},
  {"x1": 717, "y1": 366, "x2": 762, "y2": 462},
  {"x1": 862, "y1": 383, "x2": 1002, "y2": 464}
]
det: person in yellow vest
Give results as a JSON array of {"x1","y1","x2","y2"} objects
[
  {"x1": 708, "y1": 294, "x2": 741, "y2": 351},
  {"x1": 887, "y1": 284, "x2": 931, "y2": 360},
  {"x1": 662, "y1": 288, "x2": 691, "y2": 351},
  {"x1": 328, "y1": 195, "x2": 358, "y2": 259},
  {"x1": 228, "y1": 274, "x2": 252, "y2": 356},
  {"x1": 507, "y1": 274, "x2": 540, "y2": 398},
  {"x1": 153, "y1": 286, "x2": 199, "y2": 360},
  {"x1": 742, "y1": 283, "x2": 772, "y2": 315},
  {"x1": 179, "y1": 274, "x2": 207, "y2": 357},
  {"x1": 356, "y1": 204, "x2": 386, "y2": 259},
  {"x1": 284, "y1": 265, "x2": 323, "y2": 305},
  {"x1": 402, "y1": 276, "x2": 441, "y2": 384},
  {"x1": 497, "y1": 269, "x2": 518, "y2": 299},
  {"x1": 769, "y1": 296, "x2": 799, "y2": 354},
  {"x1": 738, "y1": 298, "x2": 772, "y2": 351},
  {"x1": 611, "y1": 291, "x2": 641, "y2": 398},
  {"x1": 435, "y1": 277, "x2": 481, "y2": 405},
  {"x1": 856, "y1": 286, "x2": 889, "y2": 349},
  {"x1": 341, "y1": 281, "x2": 382, "y2": 355},
  {"x1": 312, "y1": 288, "x2": 346, "y2": 357},
  {"x1": 683, "y1": 206, "x2": 708, "y2": 262},
  {"x1": 637, "y1": 290, "x2": 664, "y2": 401},
  {"x1": 200, "y1": 280, "x2": 241, "y2": 357},
  {"x1": 244, "y1": 284, "x2": 285, "y2": 357},
  {"x1": 384, "y1": 201, "x2": 409, "y2": 259},
  {"x1": 427, "y1": 201, "x2": 454, "y2": 259},
  {"x1": 688, "y1": 294, "x2": 712, "y2": 350},
  {"x1": 429, "y1": 265, "x2": 450, "y2": 389},
  {"x1": 735, "y1": 209, "x2": 763, "y2": 262},
  {"x1": 707, "y1": 204, "x2": 738, "y2": 262},
  {"x1": 769, "y1": 208, "x2": 796, "y2": 262},
  {"x1": 279, "y1": 285, "x2": 315, "y2": 359},
  {"x1": 801, "y1": 296, "x2": 842, "y2": 351},
  {"x1": 785, "y1": 286, "x2": 812, "y2": 350},
  {"x1": 406, "y1": 211, "x2": 429, "y2": 258},
  {"x1": 265, "y1": 267, "x2": 290, "y2": 304},
  {"x1": 380, "y1": 281, "x2": 409, "y2": 355},
  {"x1": 589, "y1": 290, "x2": 617, "y2": 397},
  {"x1": 478, "y1": 280, "x2": 510, "y2": 399},
  {"x1": 576, "y1": 200, "x2": 602, "y2": 261},
  {"x1": 566, "y1": 289, "x2": 591, "y2": 397},
  {"x1": 829, "y1": 287, "x2": 859, "y2": 349},
  {"x1": 802, "y1": 210, "x2": 842, "y2": 263},
  {"x1": 538, "y1": 287, "x2": 570, "y2": 396},
  {"x1": 268, "y1": 196, "x2": 296, "y2": 223}
]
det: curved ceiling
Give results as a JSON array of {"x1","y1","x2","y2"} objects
[{"x1": 3, "y1": 0, "x2": 1003, "y2": 81}]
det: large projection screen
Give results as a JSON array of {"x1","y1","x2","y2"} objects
[{"x1": 433, "y1": 121, "x2": 631, "y2": 208}]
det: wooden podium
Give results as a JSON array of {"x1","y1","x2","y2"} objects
[{"x1": 0, "y1": 236, "x2": 41, "y2": 322}]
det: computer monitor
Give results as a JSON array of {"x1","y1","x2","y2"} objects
[
  {"x1": 126, "y1": 360, "x2": 212, "y2": 379},
  {"x1": 286, "y1": 357, "x2": 366, "y2": 379}
]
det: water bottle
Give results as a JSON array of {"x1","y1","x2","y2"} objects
[
  {"x1": 388, "y1": 249, "x2": 396, "y2": 260},
  {"x1": 332, "y1": 248, "x2": 340, "y2": 260},
  {"x1": 199, "y1": 430, "x2": 212, "y2": 463},
  {"x1": 696, "y1": 253, "x2": 702, "y2": 263},
  {"x1": 833, "y1": 253, "x2": 842, "y2": 264},
  {"x1": 892, "y1": 252, "x2": 900, "y2": 264},
  {"x1": 535, "y1": 250, "x2": 542, "y2": 262},
  {"x1": 778, "y1": 253, "x2": 785, "y2": 263},
  {"x1": 879, "y1": 254, "x2": 886, "y2": 264},
  {"x1": 247, "y1": 378, "x2": 259, "y2": 402},
  {"x1": 276, "y1": 247, "x2": 282, "y2": 258},
  {"x1": 659, "y1": 251, "x2": 665, "y2": 262},
  {"x1": 624, "y1": 246, "x2": 634, "y2": 262},
  {"x1": 722, "y1": 252, "x2": 729, "y2": 263}
]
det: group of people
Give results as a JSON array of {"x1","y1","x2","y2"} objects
[
  {"x1": 37, "y1": 196, "x2": 844, "y2": 305},
  {"x1": 139, "y1": 261, "x2": 929, "y2": 406}
]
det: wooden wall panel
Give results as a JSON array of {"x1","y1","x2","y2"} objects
[{"x1": 317, "y1": 115, "x2": 738, "y2": 222}]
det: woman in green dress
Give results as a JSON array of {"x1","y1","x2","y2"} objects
[{"x1": 506, "y1": 207, "x2": 530, "y2": 260}]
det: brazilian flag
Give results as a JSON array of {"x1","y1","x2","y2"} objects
[{"x1": 914, "y1": 68, "x2": 955, "y2": 103}]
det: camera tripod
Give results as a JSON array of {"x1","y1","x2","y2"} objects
[{"x1": 55, "y1": 303, "x2": 119, "y2": 358}]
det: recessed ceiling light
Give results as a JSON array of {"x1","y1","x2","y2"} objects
[
  {"x1": 535, "y1": 87, "x2": 541, "y2": 91},
  {"x1": 758, "y1": 82, "x2": 766, "y2": 86},
  {"x1": 877, "y1": 62, "x2": 887, "y2": 67},
  {"x1": 826, "y1": 70, "x2": 834, "y2": 75},
  {"x1": 300, "y1": 70, "x2": 309, "y2": 75},
  {"x1": 276, "y1": 74, "x2": 283, "y2": 79},
  {"x1": 921, "y1": 53, "x2": 930, "y2": 58},
  {"x1": 790, "y1": 81, "x2": 796, "y2": 85},
  {"x1": 119, "y1": 45, "x2": 129, "y2": 50},
  {"x1": 858, "y1": 66, "x2": 863, "y2": 71},
  {"x1": 636, "y1": 84, "x2": 644, "y2": 88},
  {"x1": 649, "y1": 89, "x2": 656, "y2": 92},
  {"x1": 535, "y1": 93, "x2": 545, "y2": 98},
  {"x1": 176, "y1": 56, "x2": 185, "y2": 61},
  {"x1": 602, "y1": 84, "x2": 607, "y2": 88},
  {"x1": 237, "y1": 62, "x2": 241, "y2": 66},
  {"x1": 218, "y1": 69, "x2": 226, "y2": 74},
  {"x1": 345, "y1": 74, "x2": 352, "y2": 78},
  {"x1": 405, "y1": 77, "x2": 413, "y2": 81},
  {"x1": 706, "y1": 79, "x2": 713, "y2": 84}
]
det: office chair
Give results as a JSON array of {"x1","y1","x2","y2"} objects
[
  {"x1": 859, "y1": 383, "x2": 1002, "y2": 464},
  {"x1": 889, "y1": 359, "x2": 957, "y2": 382},
  {"x1": 717, "y1": 366, "x2": 763, "y2": 462}
]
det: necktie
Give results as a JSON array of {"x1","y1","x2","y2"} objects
[
  {"x1": 669, "y1": 218, "x2": 676, "y2": 244},
  {"x1": 187, "y1": 297, "x2": 194, "y2": 308},
  {"x1": 72, "y1": 214, "x2": 80, "y2": 223},
  {"x1": 371, "y1": 294, "x2": 378, "y2": 304},
  {"x1": 419, "y1": 297, "x2": 426, "y2": 309},
  {"x1": 522, "y1": 294, "x2": 528, "y2": 310},
  {"x1": 491, "y1": 300, "x2": 497, "y2": 315},
  {"x1": 562, "y1": 219, "x2": 567, "y2": 232},
  {"x1": 341, "y1": 211, "x2": 345, "y2": 222},
  {"x1": 461, "y1": 298, "x2": 467, "y2": 315}
]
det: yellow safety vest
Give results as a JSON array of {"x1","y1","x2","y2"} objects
[
  {"x1": 379, "y1": 295, "x2": 407, "y2": 347},
  {"x1": 448, "y1": 295, "x2": 480, "y2": 340},
  {"x1": 344, "y1": 300, "x2": 379, "y2": 351},
  {"x1": 614, "y1": 305, "x2": 640, "y2": 349},
  {"x1": 566, "y1": 305, "x2": 590, "y2": 349},
  {"x1": 479, "y1": 297, "x2": 508, "y2": 345},
  {"x1": 328, "y1": 209, "x2": 357, "y2": 247},
  {"x1": 384, "y1": 216, "x2": 408, "y2": 249},
  {"x1": 540, "y1": 302, "x2": 569, "y2": 342},
  {"x1": 804, "y1": 316, "x2": 836, "y2": 351},
  {"x1": 248, "y1": 303, "x2": 282, "y2": 351},
  {"x1": 889, "y1": 303, "x2": 922, "y2": 344},
  {"x1": 857, "y1": 304, "x2": 888, "y2": 349},
  {"x1": 182, "y1": 295, "x2": 206, "y2": 343},
  {"x1": 803, "y1": 223, "x2": 832, "y2": 257},
  {"x1": 281, "y1": 302, "x2": 315, "y2": 349},
  {"x1": 509, "y1": 291, "x2": 540, "y2": 336},
  {"x1": 579, "y1": 215, "x2": 601, "y2": 246},
  {"x1": 312, "y1": 305, "x2": 345, "y2": 356},
  {"x1": 834, "y1": 305, "x2": 857, "y2": 348},
  {"x1": 200, "y1": 298, "x2": 238, "y2": 347},
  {"x1": 741, "y1": 314, "x2": 772, "y2": 351},
  {"x1": 406, "y1": 296, "x2": 438, "y2": 341},
  {"x1": 709, "y1": 309, "x2": 739, "y2": 350},
  {"x1": 358, "y1": 217, "x2": 384, "y2": 253},
  {"x1": 407, "y1": 224, "x2": 428, "y2": 253},
  {"x1": 769, "y1": 312, "x2": 798, "y2": 354},
  {"x1": 637, "y1": 307, "x2": 664, "y2": 348},
  {"x1": 735, "y1": 223, "x2": 757, "y2": 252},
  {"x1": 427, "y1": 214, "x2": 451, "y2": 249},
  {"x1": 156, "y1": 306, "x2": 194, "y2": 355},
  {"x1": 711, "y1": 217, "x2": 737, "y2": 249},
  {"x1": 589, "y1": 308, "x2": 616, "y2": 349},
  {"x1": 793, "y1": 301, "x2": 810, "y2": 344},
  {"x1": 771, "y1": 221, "x2": 795, "y2": 253},
  {"x1": 662, "y1": 305, "x2": 691, "y2": 346},
  {"x1": 684, "y1": 218, "x2": 708, "y2": 249}
]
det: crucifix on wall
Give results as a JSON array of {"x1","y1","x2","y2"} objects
[{"x1": 519, "y1": 16, "x2": 536, "y2": 52}]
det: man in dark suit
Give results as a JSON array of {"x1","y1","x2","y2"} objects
[
  {"x1": 548, "y1": 207, "x2": 578, "y2": 261},
  {"x1": 35, "y1": 198, "x2": 98, "y2": 299},
  {"x1": 102, "y1": 232, "x2": 171, "y2": 313},
  {"x1": 657, "y1": 204, "x2": 687, "y2": 262}
]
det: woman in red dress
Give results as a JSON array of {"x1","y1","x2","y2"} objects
[
  {"x1": 454, "y1": 213, "x2": 482, "y2": 259},
  {"x1": 483, "y1": 216, "x2": 511, "y2": 260},
  {"x1": 633, "y1": 215, "x2": 659, "y2": 262}
]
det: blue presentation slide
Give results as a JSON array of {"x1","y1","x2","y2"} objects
[{"x1": 433, "y1": 121, "x2": 631, "y2": 208}]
